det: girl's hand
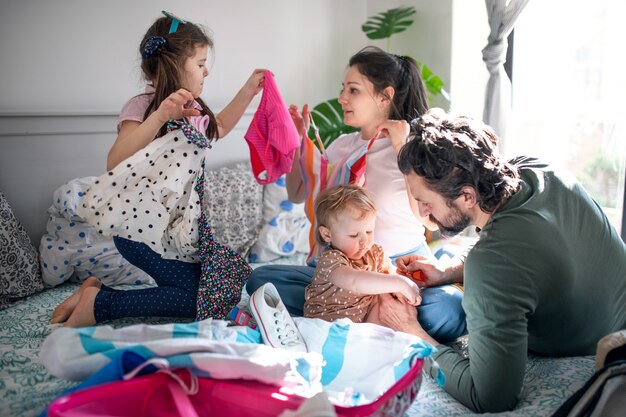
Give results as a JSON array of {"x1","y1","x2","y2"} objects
[
  {"x1": 156, "y1": 88, "x2": 201, "y2": 123},
  {"x1": 376, "y1": 119, "x2": 410, "y2": 153},
  {"x1": 288, "y1": 104, "x2": 310, "y2": 136},
  {"x1": 244, "y1": 68, "x2": 266, "y2": 97}
]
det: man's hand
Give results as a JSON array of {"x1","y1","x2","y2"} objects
[
  {"x1": 377, "y1": 293, "x2": 439, "y2": 346},
  {"x1": 395, "y1": 256, "x2": 447, "y2": 287}
]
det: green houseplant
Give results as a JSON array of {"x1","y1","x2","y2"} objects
[{"x1": 309, "y1": 6, "x2": 449, "y2": 145}]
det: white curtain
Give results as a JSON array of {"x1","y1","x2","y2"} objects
[{"x1": 482, "y1": 0, "x2": 530, "y2": 150}]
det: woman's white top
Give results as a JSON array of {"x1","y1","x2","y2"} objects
[{"x1": 326, "y1": 132, "x2": 425, "y2": 257}]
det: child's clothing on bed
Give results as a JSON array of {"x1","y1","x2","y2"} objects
[{"x1": 304, "y1": 244, "x2": 391, "y2": 322}]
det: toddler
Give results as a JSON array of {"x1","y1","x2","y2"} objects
[{"x1": 304, "y1": 184, "x2": 421, "y2": 324}]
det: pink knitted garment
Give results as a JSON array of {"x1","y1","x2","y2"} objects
[{"x1": 244, "y1": 70, "x2": 300, "y2": 185}]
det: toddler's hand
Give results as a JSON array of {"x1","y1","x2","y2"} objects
[
  {"x1": 156, "y1": 88, "x2": 201, "y2": 122},
  {"x1": 395, "y1": 275, "x2": 422, "y2": 306},
  {"x1": 244, "y1": 69, "x2": 266, "y2": 96}
]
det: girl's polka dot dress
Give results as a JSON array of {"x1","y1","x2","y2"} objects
[
  {"x1": 76, "y1": 123, "x2": 207, "y2": 262},
  {"x1": 76, "y1": 120, "x2": 251, "y2": 319}
]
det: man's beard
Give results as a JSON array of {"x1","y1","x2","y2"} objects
[{"x1": 429, "y1": 204, "x2": 471, "y2": 238}]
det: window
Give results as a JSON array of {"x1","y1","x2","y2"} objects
[{"x1": 508, "y1": 0, "x2": 626, "y2": 236}]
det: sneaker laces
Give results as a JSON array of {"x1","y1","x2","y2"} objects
[{"x1": 273, "y1": 310, "x2": 301, "y2": 347}]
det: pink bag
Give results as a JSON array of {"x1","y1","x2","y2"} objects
[{"x1": 48, "y1": 359, "x2": 423, "y2": 417}]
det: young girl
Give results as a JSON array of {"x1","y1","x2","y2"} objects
[
  {"x1": 51, "y1": 11, "x2": 265, "y2": 327},
  {"x1": 248, "y1": 46, "x2": 467, "y2": 342},
  {"x1": 304, "y1": 184, "x2": 421, "y2": 324}
]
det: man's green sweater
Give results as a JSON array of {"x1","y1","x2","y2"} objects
[{"x1": 431, "y1": 157, "x2": 626, "y2": 412}]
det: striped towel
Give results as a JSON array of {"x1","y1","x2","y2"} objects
[
  {"x1": 41, "y1": 317, "x2": 440, "y2": 406},
  {"x1": 40, "y1": 319, "x2": 322, "y2": 394},
  {"x1": 294, "y1": 317, "x2": 439, "y2": 405}
]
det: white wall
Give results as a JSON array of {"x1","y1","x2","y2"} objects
[
  {"x1": 363, "y1": 0, "x2": 489, "y2": 114},
  {"x1": 0, "y1": 1, "x2": 486, "y2": 244},
  {"x1": 367, "y1": 0, "x2": 454, "y2": 110},
  {"x1": 0, "y1": 0, "x2": 368, "y2": 113}
]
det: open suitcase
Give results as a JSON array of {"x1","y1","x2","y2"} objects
[{"x1": 48, "y1": 358, "x2": 423, "y2": 417}]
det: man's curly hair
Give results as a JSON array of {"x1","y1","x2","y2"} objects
[{"x1": 397, "y1": 108, "x2": 520, "y2": 212}]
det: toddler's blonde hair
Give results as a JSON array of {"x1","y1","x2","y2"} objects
[{"x1": 313, "y1": 184, "x2": 376, "y2": 245}]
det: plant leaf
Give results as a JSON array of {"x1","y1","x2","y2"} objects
[
  {"x1": 362, "y1": 6, "x2": 416, "y2": 40},
  {"x1": 416, "y1": 61, "x2": 450, "y2": 103},
  {"x1": 308, "y1": 99, "x2": 358, "y2": 147}
]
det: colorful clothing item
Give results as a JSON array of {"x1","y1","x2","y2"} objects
[
  {"x1": 117, "y1": 86, "x2": 155, "y2": 132},
  {"x1": 193, "y1": 159, "x2": 251, "y2": 320},
  {"x1": 244, "y1": 70, "x2": 299, "y2": 185},
  {"x1": 304, "y1": 244, "x2": 392, "y2": 322}
]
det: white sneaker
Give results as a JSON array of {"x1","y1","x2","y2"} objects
[{"x1": 250, "y1": 283, "x2": 307, "y2": 352}]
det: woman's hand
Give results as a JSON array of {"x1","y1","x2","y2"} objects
[
  {"x1": 288, "y1": 104, "x2": 310, "y2": 136},
  {"x1": 377, "y1": 119, "x2": 410, "y2": 153},
  {"x1": 155, "y1": 88, "x2": 201, "y2": 123}
]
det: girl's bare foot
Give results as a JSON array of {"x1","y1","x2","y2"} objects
[
  {"x1": 50, "y1": 276, "x2": 101, "y2": 324},
  {"x1": 64, "y1": 286, "x2": 99, "y2": 328}
]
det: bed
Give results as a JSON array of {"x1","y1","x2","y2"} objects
[
  {"x1": 0, "y1": 163, "x2": 594, "y2": 417},
  {"x1": 0, "y1": 282, "x2": 595, "y2": 417}
]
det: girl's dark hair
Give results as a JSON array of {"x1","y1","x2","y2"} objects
[
  {"x1": 397, "y1": 108, "x2": 520, "y2": 212},
  {"x1": 139, "y1": 15, "x2": 218, "y2": 140},
  {"x1": 348, "y1": 46, "x2": 429, "y2": 122}
]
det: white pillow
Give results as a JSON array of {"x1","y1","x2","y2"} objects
[{"x1": 250, "y1": 175, "x2": 310, "y2": 262}]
